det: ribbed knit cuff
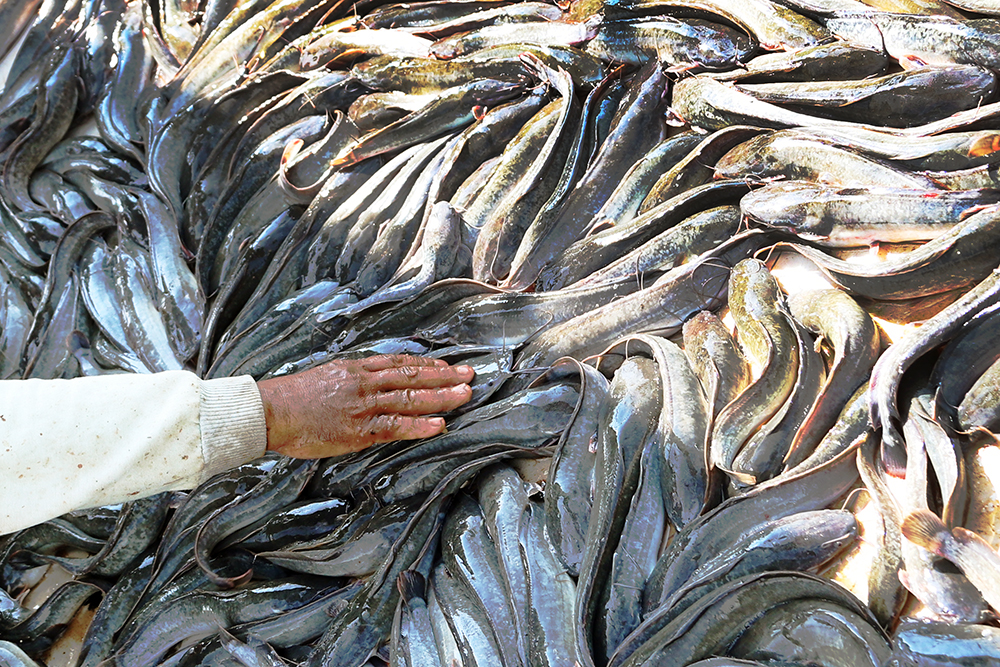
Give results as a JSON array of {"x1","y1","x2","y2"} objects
[{"x1": 198, "y1": 375, "x2": 267, "y2": 481}]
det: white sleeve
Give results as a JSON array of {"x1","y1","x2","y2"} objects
[{"x1": 0, "y1": 371, "x2": 267, "y2": 534}]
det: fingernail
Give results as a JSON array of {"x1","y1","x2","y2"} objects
[{"x1": 458, "y1": 365, "x2": 474, "y2": 375}]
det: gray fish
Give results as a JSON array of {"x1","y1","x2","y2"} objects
[
  {"x1": 826, "y1": 13, "x2": 1000, "y2": 70},
  {"x1": 780, "y1": 204, "x2": 1000, "y2": 301},
  {"x1": 520, "y1": 501, "x2": 579, "y2": 667},
  {"x1": 729, "y1": 598, "x2": 891, "y2": 666},
  {"x1": 888, "y1": 621, "x2": 1000, "y2": 667},
  {"x1": 716, "y1": 130, "x2": 940, "y2": 189},
  {"x1": 708, "y1": 40, "x2": 887, "y2": 83},
  {"x1": 742, "y1": 181, "x2": 1000, "y2": 246},
  {"x1": 505, "y1": 59, "x2": 668, "y2": 289},
  {"x1": 586, "y1": 16, "x2": 755, "y2": 70},
  {"x1": 682, "y1": 310, "x2": 751, "y2": 420},
  {"x1": 784, "y1": 288, "x2": 880, "y2": 468},
  {"x1": 623, "y1": 0, "x2": 830, "y2": 50},
  {"x1": 903, "y1": 509, "x2": 1000, "y2": 613},
  {"x1": 736, "y1": 65, "x2": 997, "y2": 128},
  {"x1": 442, "y1": 495, "x2": 521, "y2": 667},
  {"x1": 392, "y1": 571, "x2": 445, "y2": 667},
  {"x1": 899, "y1": 393, "x2": 988, "y2": 623},
  {"x1": 544, "y1": 359, "x2": 608, "y2": 577},
  {"x1": 711, "y1": 259, "x2": 798, "y2": 486}
]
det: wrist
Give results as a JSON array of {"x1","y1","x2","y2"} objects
[{"x1": 257, "y1": 377, "x2": 293, "y2": 455}]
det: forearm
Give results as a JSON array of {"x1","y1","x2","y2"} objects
[{"x1": 0, "y1": 371, "x2": 266, "y2": 534}]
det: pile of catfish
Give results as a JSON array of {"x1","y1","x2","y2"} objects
[{"x1": 4, "y1": 0, "x2": 1000, "y2": 664}]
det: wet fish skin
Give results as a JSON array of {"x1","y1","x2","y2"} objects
[
  {"x1": 602, "y1": 334, "x2": 711, "y2": 527},
  {"x1": 784, "y1": 288, "x2": 880, "y2": 468},
  {"x1": 0, "y1": 0, "x2": 41, "y2": 63},
  {"x1": 869, "y1": 256, "x2": 1000, "y2": 474},
  {"x1": 683, "y1": 310, "x2": 751, "y2": 419},
  {"x1": 710, "y1": 259, "x2": 799, "y2": 486},
  {"x1": 223, "y1": 497, "x2": 349, "y2": 551},
  {"x1": 672, "y1": 75, "x2": 914, "y2": 137},
  {"x1": 260, "y1": 495, "x2": 427, "y2": 578},
  {"x1": 781, "y1": 204, "x2": 1000, "y2": 301},
  {"x1": 478, "y1": 463, "x2": 533, "y2": 667},
  {"x1": 158, "y1": 0, "x2": 339, "y2": 120},
  {"x1": 598, "y1": 433, "x2": 665, "y2": 662},
  {"x1": 958, "y1": 355, "x2": 1000, "y2": 433},
  {"x1": 330, "y1": 78, "x2": 526, "y2": 168},
  {"x1": 453, "y1": 42, "x2": 606, "y2": 89},
  {"x1": 362, "y1": 0, "x2": 525, "y2": 30},
  {"x1": 110, "y1": 578, "x2": 335, "y2": 667},
  {"x1": 742, "y1": 182, "x2": 1000, "y2": 247},
  {"x1": 193, "y1": 457, "x2": 318, "y2": 587},
  {"x1": 472, "y1": 59, "x2": 578, "y2": 284},
  {"x1": 708, "y1": 41, "x2": 888, "y2": 83},
  {"x1": 736, "y1": 65, "x2": 997, "y2": 129},
  {"x1": 641, "y1": 442, "x2": 860, "y2": 616},
  {"x1": 588, "y1": 130, "x2": 706, "y2": 232},
  {"x1": 429, "y1": 15, "x2": 601, "y2": 59},
  {"x1": 728, "y1": 598, "x2": 891, "y2": 666},
  {"x1": 298, "y1": 26, "x2": 435, "y2": 69},
  {"x1": 887, "y1": 621, "x2": 1000, "y2": 667},
  {"x1": 520, "y1": 500, "x2": 579, "y2": 667},
  {"x1": 431, "y1": 561, "x2": 506, "y2": 667},
  {"x1": 639, "y1": 126, "x2": 765, "y2": 215},
  {"x1": 341, "y1": 200, "x2": 467, "y2": 317},
  {"x1": 540, "y1": 179, "x2": 750, "y2": 291},
  {"x1": 1, "y1": 580, "x2": 103, "y2": 642},
  {"x1": 441, "y1": 494, "x2": 522, "y2": 667},
  {"x1": 903, "y1": 509, "x2": 1000, "y2": 613},
  {"x1": 623, "y1": 0, "x2": 830, "y2": 50},
  {"x1": 353, "y1": 55, "x2": 532, "y2": 95},
  {"x1": 659, "y1": 510, "x2": 858, "y2": 618},
  {"x1": 730, "y1": 312, "x2": 822, "y2": 487},
  {"x1": 39, "y1": 493, "x2": 172, "y2": 578},
  {"x1": 930, "y1": 300, "x2": 1000, "y2": 433},
  {"x1": 572, "y1": 357, "x2": 659, "y2": 667},
  {"x1": 350, "y1": 137, "x2": 458, "y2": 298},
  {"x1": 620, "y1": 571, "x2": 878, "y2": 667},
  {"x1": 93, "y1": 3, "x2": 155, "y2": 163},
  {"x1": 825, "y1": 13, "x2": 1000, "y2": 71},
  {"x1": 21, "y1": 211, "x2": 116, "y2": 376},
  {"x1": 504, "y1": 59, "x2": 667, "y2": 290},
  {"x1": 802, "y1": 127, "x2": 1000, "y2": 173},
  {"x1": 417, "y1": 278, "x2": 639, "y2": 349},
  {"x1": 305, "y1": 452, "x2": 512, "y2": 667},
  {"x1": 335, "y1": 137, "x2": 450, "y2": 287},
  {"x1": 899, "y1": 392, "x2": 987, "y2": 623},
  {"x1": 856, "y1": 431, "x2": 907, "y2": 628},
  {"x1": 586, "y1": 16, "x2": 755, "y2": 70},
  {"x1": 514, "y1": 231, "x2": 769, "y2": 379},
  {"x1": 570, "y1": 205, "x2": 742, "y2": 290},
  {"x1": 393, "y1": 571, "x2": 445, "y2": 667},
  {"x1": 716, "y1": 130, "x2": 940, "y2": 189},
  {"x1": 545, "y1": 359, "x2": 608, "y2": 577},
  {"x1": 1, "y1": 45, "x2": 79, "y2": 215}
]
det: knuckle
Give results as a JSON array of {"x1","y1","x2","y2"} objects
[{"x1": 372, "y1": 413, "x2": 402, "y2": 438}]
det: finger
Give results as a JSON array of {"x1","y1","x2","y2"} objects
[
  {"x1": 364, "y1": 414, "x2": 447, "y2": 444},
  {"x1": 370, "y1": 364, "x2": 475, "y2": 391},
  {"x1": 370, "y1": 385, "x2": 473, "y2": 415},
  {"x1": 359, "y1": 354, "x2": 447, "y2": 372}
]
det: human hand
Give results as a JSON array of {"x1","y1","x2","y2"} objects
[{"x1": 257, "y1": 354, "x2": 474, "y2": 459}]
